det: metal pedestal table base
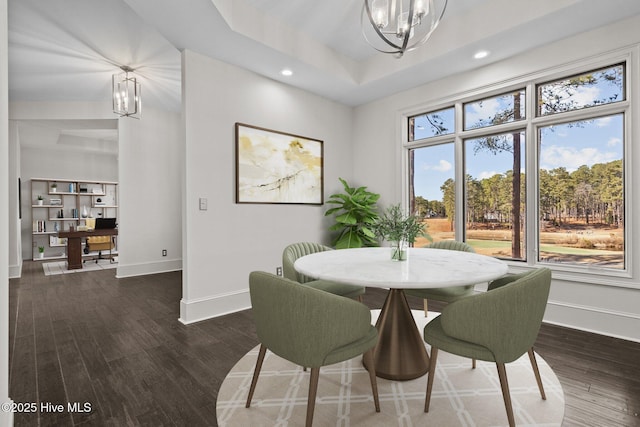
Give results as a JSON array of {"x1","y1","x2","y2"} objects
[{"x1": 364, "y1": 289, "x2": 430, "y2": 380}]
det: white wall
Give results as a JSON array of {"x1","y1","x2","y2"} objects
[
  {"x1": 0, "y1": 0, "x2": 12, "y2": 423},
  {"x1": 117, "y1": 107, "x2": 182, "y2": 277},
  {"x1": 180, "y1": 50, "x2": 354, "y2": 323},
  {"x1": 8, "y1": 120, "x2": 20, "y2": 277},
  {"x1": 352, "y1": 16, "x2": 640, "y2": 342}
]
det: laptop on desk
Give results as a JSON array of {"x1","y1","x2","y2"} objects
[{"x1": 95, "y1": 218, "x2": 117, "y2": 229}]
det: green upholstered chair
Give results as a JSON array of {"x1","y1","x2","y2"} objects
[
  {"x1": 246, "y1": 271, "x2": 380, "y2": 427},
  {"x1": 423, "y1": 267, "x2": 551, "y2": 427},
  {"x1": 404, "y1": 240, "x2": 477, "y2": 315},
  {"x1": 283, "y1": 242, "x2": 365, "y2": 301}
]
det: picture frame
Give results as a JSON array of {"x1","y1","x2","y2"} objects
[{"x1": 235, "y1": 123, "x2": 324, "y2": 204}]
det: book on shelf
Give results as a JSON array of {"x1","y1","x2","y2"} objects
[{"x1": 33, "y1": 220, "x2": 46, "y2": 232}]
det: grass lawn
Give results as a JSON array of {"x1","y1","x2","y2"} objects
[{"x1": 467, "y1": 239, "x2": 616, "y2": 256}]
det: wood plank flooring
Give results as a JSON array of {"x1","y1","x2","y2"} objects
[{"x1": 8, "y1": 261, "x2": 640, "y2": 426}]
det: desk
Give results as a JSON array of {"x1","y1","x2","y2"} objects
[
  {"x1": 57, "y1": 228, "x2": 118, "y2": 270},
  {"x1": 294, "y1": 247, "x2": 508, "y2": 380}
]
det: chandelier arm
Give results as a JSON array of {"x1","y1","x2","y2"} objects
[
  {"x1": 405, "y1": 0, "x2": 447, "y2": 51},
  {"x1": 362, "y1": 1, "x2": 402, "y2": 51},
  {"x1": 399, "y1": 0, "x2": 416, "y2": 54}
]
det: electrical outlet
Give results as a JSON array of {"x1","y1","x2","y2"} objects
[
  {"x1": 162, "y1": 249, "x2": 167, "y2": 256},
  {"x1": 276, "y1": 266, "x2": 282, "y2": 276}
]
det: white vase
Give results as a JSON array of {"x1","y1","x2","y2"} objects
[{"x1": 82, "y1": 205, "x2": 88, "y2": 218}]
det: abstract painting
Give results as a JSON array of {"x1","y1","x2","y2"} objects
[{"x1": 235, "y1": 123, "x2": 323, "y2": 204}]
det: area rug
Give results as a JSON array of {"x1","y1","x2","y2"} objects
[
  {"x1": 42, "y1": 259, "x2": 118, "y2": 276},
  {"x1": 216, "y1": 310, "x2": 564, "y2": 426}
]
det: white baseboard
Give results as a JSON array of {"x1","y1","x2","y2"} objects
[
  {"x1": 9, "y1": 260, "x2": 22, "y2": 278},
  {"x1": 179, "y1": 290, "x2": 251, "y2": 325},
  {"x1": 115, "y1": 259, "x2": 182, "y2": 278},
  {"x1": 543, "y1": 300, "x2": 640, "y2": 343}
]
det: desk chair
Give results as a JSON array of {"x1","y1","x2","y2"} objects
[
  {"x1": 84, "y1": 236, "x2": 115, "y2": 264},
  {"x1": 246, "y1": 271, "x2": 380, "y2": 427},
  {"x1": 423, "y1": 267, "x2": 551, "y2": 427}
]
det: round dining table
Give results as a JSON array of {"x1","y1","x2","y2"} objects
[{"x1": 294, "y1": 247, "x2": 508, "y2": 380}]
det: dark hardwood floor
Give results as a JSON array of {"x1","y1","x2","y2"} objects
[{"x1": 8, "y1": 261, "x2": 640, "y2": 426}]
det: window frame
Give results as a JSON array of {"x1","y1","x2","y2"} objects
[{"x1": 401, "y1": 53, "x2": 634, "y2": 287}]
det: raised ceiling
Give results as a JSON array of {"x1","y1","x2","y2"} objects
[{"x1": 9, "y1": 0, "x2": 640, "y2": 112}]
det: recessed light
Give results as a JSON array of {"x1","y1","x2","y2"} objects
[
  {"x1": 281, "y1": 69, "x2": 293, "y2": 77},
  {"x1": 474, "y1": 50, "x2": 489, "y2": 60}
]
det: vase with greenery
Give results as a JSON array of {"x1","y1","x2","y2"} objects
[
  {"x1": 374, "y1": 204, "x2": 427, "y2": 261},
  {"x1": 325, "y1": 178, "x2": 380, "y2": 249},
  {"x1": 51, "y1": 182, "x2": 57, "y2": 192},
  {"x1": 37, "y1": 195, "x2": 44, "y2": 206},
  {"x1": 38, "y1": 246, "x2": 45, "y2": 259}
]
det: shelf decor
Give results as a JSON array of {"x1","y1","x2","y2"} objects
[{"x1": 235, "y1": 123, "x2": 323, "y2": 205}]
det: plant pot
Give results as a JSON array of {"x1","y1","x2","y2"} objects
[
  {"x1": 390, "y1": 240, "x2": 408, "y2": 261},
  {"x1": 37, "y1": 200, "x2": 43, "y2": 206},
  {"x1": 38, "y1": 252, "x2": 44, "y2": 259}
]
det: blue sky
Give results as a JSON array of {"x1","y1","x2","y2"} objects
[{"x1": 413, "y1": 83, "x2": 623, "y2": 201}]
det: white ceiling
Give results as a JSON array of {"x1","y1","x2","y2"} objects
[{"x1": 9, "y1": 0, "x2": 640, "y2": 115}]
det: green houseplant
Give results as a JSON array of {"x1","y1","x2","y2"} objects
[
  {"x1": 325, "y1": 178, "x2": 380, "y2": 248},
  {"x1": 38, "y1": 246, "x2": 45, "y2": 259},
  {"x1": 374, "y1": 204, "x2": 427, "y2": 260}
]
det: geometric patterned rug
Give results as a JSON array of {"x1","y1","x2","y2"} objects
[
  {"x1": 216, "y1": 310, "x2": 565, "y2": 426},
  {"x1": 42, "y1": 259, "x2": 118, "y2": 276}
]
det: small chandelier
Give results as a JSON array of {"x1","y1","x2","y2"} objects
[
  {"x1": 112, "y1": 66, "x2": 141, "y2": 119},
  {"x1": 362, "y1": 0, "x2": 447, "y2": 58}
]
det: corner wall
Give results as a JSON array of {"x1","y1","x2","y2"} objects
[
  {"x1": 117, "y1": 107, "x2": 183, "y2": 277},
  {"x1": 180, "y1": 50, "x2": 354, "y2": 323},
  {"x1": 1, "y1": 0, "x2": 12, "y2": 423},
  {"x1": 352, "y1": 16, "x2": 640, "y2": 342}
]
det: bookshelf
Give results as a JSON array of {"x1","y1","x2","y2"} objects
[{"x1": 30, "y1": 178, "x2": 118, "y2": 261}]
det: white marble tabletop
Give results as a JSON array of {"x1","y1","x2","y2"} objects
[{"x1": 294, "y1": 247, "x2": 508, "y2": 289}]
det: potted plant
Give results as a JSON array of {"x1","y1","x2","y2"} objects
[
  {"x1": 37, "y1": 195, "x2": 44, "y2": 206},
  {"x1": 374, "y1": 204, "x2": 427, "y2": 261},
  {"x1": 51, "y1": 182, "x2": 57, "y2": 192},
  {"x1": 38, "y1": 246, "x2": 45, "y2": 259},
  {"x1": 325, "y1": 178, "x2": 380, "y2": 248}
]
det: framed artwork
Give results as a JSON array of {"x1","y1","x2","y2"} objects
[{"x1": 235, "y1": 123, "x2": 324, "y2": 204}]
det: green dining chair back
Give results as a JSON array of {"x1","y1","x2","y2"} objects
[
  {"x1": 246, "y1": 271, "x2": 380, "y2": 427},
  {"x1": 282, "y1": 242, "x2": 365, "y2": 300},
  {"x1": 423, "y1": 267, "x2": 552, "y2": 427},
  {"x1": 404, "y1": 240, "x2": 476, "y2": 314}
]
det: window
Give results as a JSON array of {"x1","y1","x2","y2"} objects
[
  {"x1": 464, "y1": 131, "x2": 526, "y2": 261},
  {"x1": 409, "y1": 107, "x2": 454, "y2": 141},
  {"x1": 407, "y1": 61, "x2": 628, "y2": 275},
  {"x1": 464, "y1": 90, "x2": 526, "y2": 130},
  {"x1": 408, "y1": 143, "x2": 455, "y2": 247}
]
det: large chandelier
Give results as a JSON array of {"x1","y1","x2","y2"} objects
[
  {"x1": 362, "y1": 0, "x2": 447, "y2": 58},
  {"x1": 112, "y1": 66, "x2": 141, "y2": 119}
]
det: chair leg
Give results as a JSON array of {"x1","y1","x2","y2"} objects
[
  {"x1": 306, "y1": 367, "x2": 320, "y2": 427},
  {"x1": 363, "y1": 349, "x2": 380, "y2": 412},
  {"x1": 423, "y1": 299, "x2": 429, "y2": 316},
  {"x1": 424, "y1": 347, "x2": 438, "y2": 412},
  {"x1": 245, "y1": 344, "x2": 267, "y2": 408},
  {"x1": 356, "y1": 295, "x2": 363, "y2": 303},
  {"x1": 472, "y1": 359, "x2": 476, "y2": 369},
  {"x1": 528, "y1": 348, "x2": 546, "y2": 400},
  {"x1": 496, "y1": 362, "x2": 515, "y2": 427}
]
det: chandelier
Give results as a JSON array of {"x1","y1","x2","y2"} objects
[
  {"x1": 112, "y1": 66, "x2": 141, "y2": 119},
  {"x1": 361, "y1": 0, "x2": 447, "y2": 58}
]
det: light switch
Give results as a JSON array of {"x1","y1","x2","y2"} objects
[{"x1": 199, "y1": 198, "x2": 208, "y2": 211}]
